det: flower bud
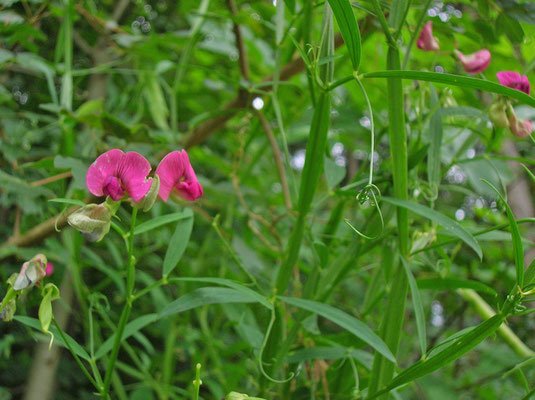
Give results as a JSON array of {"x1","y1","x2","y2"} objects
[
  {"x1": 0, "y1": 297, "x2": 16, "y2": 322},
  {"x1": 510, "y1": 119, "x2": 533, "y2": 139},
  {"x1": 134, "y1": 175, "x2": 160, "y2": 212},
  {"x1": 14, "y1": 254, "x2": 48, "y2": 291},
  {"x1": 67, "y1": 203, "x2": 112, "y2": 242},
  {"x1": 489, "y1": 102, "x2": 509, "y2": 128}
]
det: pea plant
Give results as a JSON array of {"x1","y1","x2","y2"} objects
[{"x1": 1, "y1": 0, "x2": 535, "y2": 399}]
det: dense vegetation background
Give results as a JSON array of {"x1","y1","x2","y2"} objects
[{"x1": 1, "y1": 0, "x2": 535, "y2": 399}]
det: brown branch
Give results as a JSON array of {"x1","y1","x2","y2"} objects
[
  {"x1": 226, "y1": 0, "x2": 251, "y2": 81},
  {"x1": 182, "y1": 33, "x2": 346, "y2": 149},
  {"x1": 255, "y1": 109, "x2": 292, "y2": 210},
  {"x1": 31, "y1": 171, "x2": 73, "y2": 187}
]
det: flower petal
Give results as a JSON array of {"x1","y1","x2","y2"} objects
[
  {"x1": 117, "y1": 152, "x2": 152, "y2": 202},
  {"x1": 155, "y1": 151, "x2": 186, "y2": 201},
  {"x1": 175, "y1": 151, "x2": 203, "y2": 201},
  {"x1": 497, "y1": 71, "x2": 521, "y2": 87},
  {"x1": 86, "y1": 149, "x2": 125, "y2": 197}
]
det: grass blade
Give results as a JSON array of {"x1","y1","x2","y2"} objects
[
  {"x1": 382, "y1": 197, "x2": 483, "y2": 260},
  {"x1": 363, "y1": 70, "x2": 535, "y2": 107},
  {"x1": 279, "y1": 296, "x2": 395, "y2": 362}
]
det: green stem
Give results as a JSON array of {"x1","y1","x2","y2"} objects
[
  {"x1": 370, "y1": 0, "x2": 397, "y2": 49},
  {"x1": 102, "y1": 207, "x2": 138, "y2": 398},
  {"x1": 193, "y1": 363, "x2": 202, "y2": 400},
  {"x1": 367, "y1": 46, "x2": 409, "y2": 400},
  {"x1": 401, "y1": 0, "x2": 433, "y2": 69},
  {"x1": 53, "y1": 318, "x2": 100, "y2": 390}
]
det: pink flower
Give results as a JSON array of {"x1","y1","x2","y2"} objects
[
  {"x1": 86, "y1": 149, "x2": 152, "y2": 202},
  {"x1": 454, "y1": 49, "x2": 491, "y2": 74},
  {"x1": 496, "y1": 71, "x2": 530, "y2": 95},
  {"x1": 45, "y1": 262, "x2": 54, "y2": 276},
  {"x1": 155, "y1": 150, "x2": 203, "y2": 202},
  {"x1": 417, "y1": 22, "x2": 440, "y2": 52}
]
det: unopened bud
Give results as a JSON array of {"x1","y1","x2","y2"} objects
[
  {"x1": 67, "y1": 203, "x2": 112, "y2": 242},
  {"x1": 14, "y1": 254, "x2": 48, "y2": 291},
  {"x1": 489, "y1": 102, "x2": 509, "y2": 128}
]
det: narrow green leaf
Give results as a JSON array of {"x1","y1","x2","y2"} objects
[
  {"x1": 371, "y1": 314, "x2": 504, "y2": 397},
  {"x1": 169, "y1": 277, "x2": 272, "y2": 309},
  {"x1": 427, "y1": 85, "x2": 443, "y2": 196},
  {"x1": 48, "y1": 198, "x2": 85, "y2": 207},
  {"x1": 327, "y1": 0, "x2": 361, "y2": 71},
  {"x1": 482, "y1": 180, "x2": 524, "y2": 286},
  {"x1": 95, "y1": 314, "x2": 159, "y2": 359},
  {"x1": 15, "y1": 316, "x2": 90, "y2": 361},
  {"x1": 363, "y1": 70, "x2": 535, "y2": 107},
  {"x1": 389, "y1": 0, "x2": 409, "y2": 33},
  {"x1": 162, "y1": 209, "x2": 194, "y2": 277},
  {"x1": 134, "y1": 211, "x2": 192, "y2": 235},
  {"x1": 417, "y1": 278, "x2": 497, "y2": 296},
  {"x1": 159, "y1": 287, "x2": 261, "y2": 319},
  {"x1": 496, "y1": 13, "x2": 524, "y2": 44},
  {"x1": 525, "y1": 259, "x2": 535, "y2": 286},
  {"x1": 401, "y1": 258, "x2": 426, "y2": 356},
  {"x1": 279, "y1": 296, "x2": 395, "y2": 362},
  {"x1": 382, "y1": 197, "x2": 483, "y2": 259}
]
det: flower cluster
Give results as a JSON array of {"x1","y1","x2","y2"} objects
[
  {"x1": 417, "y1": 22, "x2": 532, "y2": 139},
  {"x1": 68, "y1": 149, "x2": 203, "y2": 242}
]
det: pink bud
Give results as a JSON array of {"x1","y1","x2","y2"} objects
[
  {"x1": 497, "y1": 71, "x2": 530, "y2": 95},
  {"x1": 417, "y1": 22, "x2": 440, "y2": 52},
  {"x1": 454, "y1": 49, "x2": 491, "y2": 74}
]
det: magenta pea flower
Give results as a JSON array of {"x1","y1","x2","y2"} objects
[
  {"x1": 86, "y1": 149, "x2": 152, "y2": 202},
  {"x1": 510, "y1": 118, "x2": 533, "y2": 139},
  {"x1": 454, "y1": 49, "x2": 491, "y2": 74},
  {"x1": 155, "y1": 150, "x2": 203, "y2": 202},
  {"x1": 417, "y1": 22, "x2": 439, "y2": 52},
  {"x1": 496, "y1": 71, "x2": 530, "y2": 95}
]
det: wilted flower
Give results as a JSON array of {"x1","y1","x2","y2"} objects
[
  {"x1": 417, "y1": 22, "x2": 439, "y2": 52},
  {"x1": 13, "y1": 254, "x2": 48, "y2": 291},
  {"x1": 496, "y1": 71, "x2": 530, "y2": 95},
  {"x1": 67, "y1": 203, "x2": 112, "y2": 242},
  {"x1": 155, "y1": 150, "x2": 203, "y2": 201},
  {"x1": 454, "y1": 49, "x2": 491, "y2": 74},
  {"x1": 86, "y1": 149, "x2": 153, "y2": 202}
]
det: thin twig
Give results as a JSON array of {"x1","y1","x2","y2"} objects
[
  {"x1": 255, "y1": 109, "x2": 292, "y2": 210},
  {"x1": 226, "y1": 0, "x2": 250, "y2": 81},
  {"x1": 31, "y1": 171, "x2": 73, "y2": 187}
]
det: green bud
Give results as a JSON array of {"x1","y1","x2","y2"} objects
[
  {"x1": 489, "y1": 102, "x2": 509, "y2": 128},
  {"x1": 67, "y1": 203, "x2": 112, "y2": 242}
]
